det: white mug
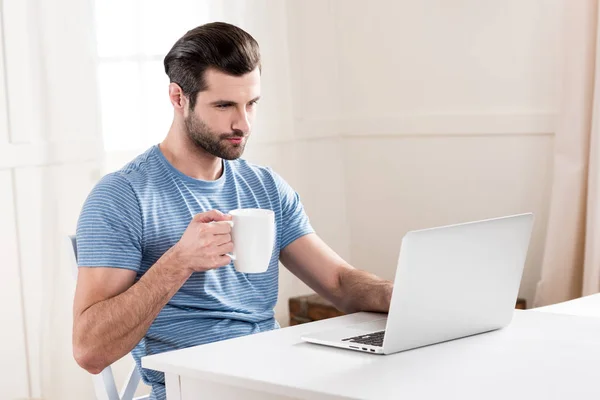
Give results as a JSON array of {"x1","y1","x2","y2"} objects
[{"x1": 228, "y1": 208, "x2": 275, "y2": 273}]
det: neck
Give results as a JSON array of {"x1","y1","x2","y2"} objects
[{"x1": 160, "y1": 119, "x2": 223, "y2": 181}]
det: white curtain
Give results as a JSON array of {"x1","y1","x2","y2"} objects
[{"x1": 535, "y1": 0, "x2": 600, "y2": 306}]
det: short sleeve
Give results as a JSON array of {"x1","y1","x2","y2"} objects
[
  {"x1": 76, "y1": 173, "x2": 143, "y2": 272},
  {"x1": 268, "y1": 168, "x2": 314, "y2": 250}
]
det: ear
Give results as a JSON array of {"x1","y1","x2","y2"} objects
[{"x1": 169, "y1": 83, "x2": 187, "y2": 113}]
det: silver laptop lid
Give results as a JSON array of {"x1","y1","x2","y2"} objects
[{"x1": 383, "y1": 213, "x2": 534, "y2": 353}]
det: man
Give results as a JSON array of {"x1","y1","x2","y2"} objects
[{"x1": 73, "y1": 22, "x2": 392, "y2": 399}]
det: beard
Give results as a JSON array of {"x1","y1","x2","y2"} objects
[{"x1": 184, "y1": 113, "x2": 248, "y2": 160}]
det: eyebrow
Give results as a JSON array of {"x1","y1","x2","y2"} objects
[{"x1": 210, "y1": 96, "x2": 261, "y2": 106}]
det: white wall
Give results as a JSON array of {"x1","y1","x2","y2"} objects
[{"x1": 285, "y1": 0, "x2": 563, "y2": 307}]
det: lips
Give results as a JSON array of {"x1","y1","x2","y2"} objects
[{"x1": 226, "y1": 137, "x2": 244, "y2": 144}]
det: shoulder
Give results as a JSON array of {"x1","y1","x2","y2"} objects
[
  {"x1": 92, "y1": 147, "x2": 157, "y2": 195},
  {"x1": 84, "y1": 147, "x2": 160, "y2": 210}
]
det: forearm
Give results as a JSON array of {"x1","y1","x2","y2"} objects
[
  {"x1": 73, "y1": 247, "x2": 191, "y2": 373},
  {"x1": 335, "y1": 268, "x2": 393, "y2": 314}
]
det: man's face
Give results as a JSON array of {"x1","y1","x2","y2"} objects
[{"x1": 184, "y1": 67, "x2": 261, "y2": 160}]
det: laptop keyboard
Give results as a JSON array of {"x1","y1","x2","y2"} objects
[{"x1": 342, "y1": 330, "x2": 385, "y2": 347}]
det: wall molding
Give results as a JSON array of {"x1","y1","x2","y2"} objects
[
  {"x1": 294, "y1": 112, "x2": 557, "y2": 139},
  {"x1": 0, "y1": 140, "x2": 104, "y2": 170}
]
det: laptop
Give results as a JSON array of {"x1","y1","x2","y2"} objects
[{"x1": 301, "y1": 213, "x2": 534, "y2": 355}]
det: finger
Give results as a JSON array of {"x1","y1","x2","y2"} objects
[
  {"x1": 193, "y1": 210, "x2": 225, "y2": 223},
  {"x1": 207, "y1": 221, "x2": 233, "y2": 234},
  {"x1": 208, "y1": 255, "x2": 233, "y2": 269},
  {"x1": 217, "y1": 242, "x2": 234, "y2": 255},
  {"x1": 213, "y1": 233, "x2": 232, "y2": 246}
]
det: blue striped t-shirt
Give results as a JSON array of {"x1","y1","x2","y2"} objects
[{"x1": 76, "y1": 145, "x2": 314, "y2": 399}]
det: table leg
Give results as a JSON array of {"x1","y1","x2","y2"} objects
[{"x1": 165, "y1": 372, "x2": 182, "y2": 400}]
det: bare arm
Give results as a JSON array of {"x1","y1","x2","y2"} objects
[
  {"x1": 72, "y1": 248, "x2": 191, "y2": 374},
  {"x1": 72, "y1": 210, "x2": 233, "y2": 374},
  {"x1": 279, "y1": 233, "x2": 393, "y2": 314}
]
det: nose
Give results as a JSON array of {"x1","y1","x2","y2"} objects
[{"x1": 232, "y1": 108, "x2": 251, "y2": 134}]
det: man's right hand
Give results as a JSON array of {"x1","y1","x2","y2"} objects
[{"x1": 173, "y1": 210, "x2": 234, "y2": 273}]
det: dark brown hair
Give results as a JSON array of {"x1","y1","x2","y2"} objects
[{"x1": 164, "y1": 22, "x2": 261, "y2": 110}]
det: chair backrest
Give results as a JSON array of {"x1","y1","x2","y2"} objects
[{"x1": 68, "y1": 235, "x2": 148, "y2": 400}]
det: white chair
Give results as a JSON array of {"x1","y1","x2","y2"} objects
[{"x1": 67, "y1": 235, "x2": 149, "y2": 400}]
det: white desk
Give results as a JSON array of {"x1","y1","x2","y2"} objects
[
  {"x1": 143, "y1": 304, "x2": 600, "y2": 400},
  {"x1": 531, "y1": 293, "x2": 600, "y2": 318}
]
